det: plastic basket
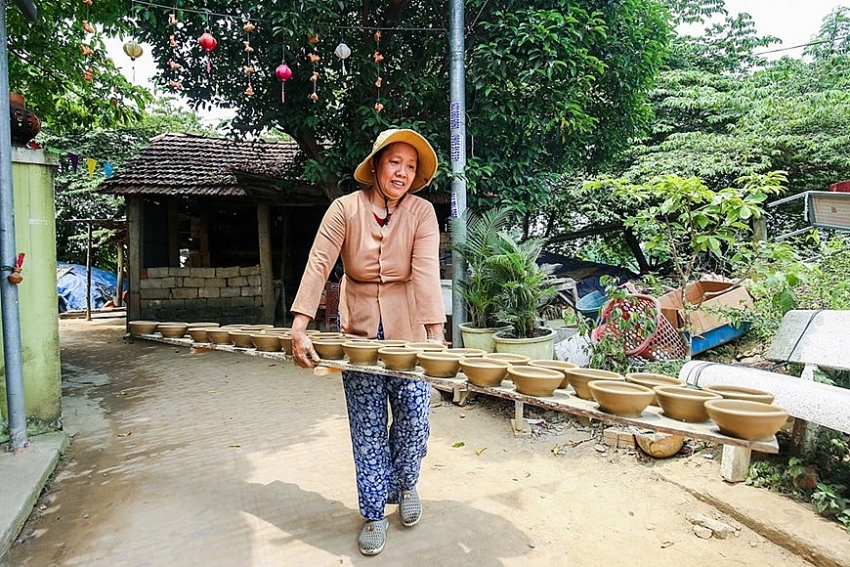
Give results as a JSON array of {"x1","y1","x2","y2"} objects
[
  {"x1": 590, "y1": 294, "x2": 686, "y2": 362},
  {"x1": 576, "y1": 290, "x2": 607, "y2": 321}
]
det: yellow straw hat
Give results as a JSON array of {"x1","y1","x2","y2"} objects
[{"x1": 353, "y1": 128, "x2": 438, "y2": 193}]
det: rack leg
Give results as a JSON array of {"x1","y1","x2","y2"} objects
[
  {"x1": 720, "y1": 445, "x2": 751, "y2": 482},
  {"x1": 510, "y1": 401, "x2": 531, "y2": 437}
]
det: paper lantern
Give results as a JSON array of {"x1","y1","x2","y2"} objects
[
  {"x1": 334, "y1": 42, "x2": 351, "y2": 75},
  {"x1": 123, "y1": 40, "x2": 143, "y2": 61},
  {"x1": 199, "y1": 31, "x2": 217, "y2": 74},
  {"x1": 275, "y1": 63, "x2": 292, "y2": 103}
]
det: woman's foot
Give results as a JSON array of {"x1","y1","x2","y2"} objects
[
  {"x1": 399, "y1": 488, "x2": 422, "y2": 527},
  {"x1": 358, "y1": 518, "x2": 389, "y2": 556}
]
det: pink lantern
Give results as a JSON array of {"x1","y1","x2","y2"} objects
[
  {"x1": 199, "y1": 31, "x2": 217, "y2": 73},
  {"x1": 275, "y1": 63, "x2": 293, "y2": 103}
]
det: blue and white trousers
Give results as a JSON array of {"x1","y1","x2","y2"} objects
[{"x1": 341, "y1": 370, "x2": 431, "y2": 521}]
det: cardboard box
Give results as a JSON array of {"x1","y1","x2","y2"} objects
[{"x1": 658, "y1": 280, "x2": 753, "y2": 336}]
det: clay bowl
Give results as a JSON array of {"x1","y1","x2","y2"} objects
[
  {"x1": 702, "y1": 384, "x2": 775, "y2": 404},
  {"x1": 589, "y1": 380, "x2": 655, "y2": 417},
  {"x1": 508, "y1": 365, "x2": 563, "y2": 397},
  {"x1": 251, "y1": 333, "x2": 281, "y2": 352},
  {"x1": 187, "y1": 322, "x2": 220, "y2": 328},
  {"x1": 313, "y1": 332, "x2": 345, "y2": 340},
  {"x1": 312, "y1": 338, "x2": 347, "y2": 360},
  {"x1": 635, "y1": 432, "x2": 686, "y2": 458},
  {"x1": 417, "y1": 351, "x2": 465, "y2": 378},
  {"x1": 240, "y1": 325, "x2": 274, "y2": 333},
  {"x1": 446, "y1": 347, "x2": 486, "y2": 358},
  {"x1": 483, "y1": 352, "x2": 530, "y2": 366},
  {"x1": 378, "y1": 347, "x2": 419, "y2": 371},
  {"x1": 625, "y1": 372, "x2": 684, "y2": 406},
  {"x1": 460, "y1": 358, "x2": 510, "y2": 388},
  {"x1": 187, "y1": 328, "x2": 211, "y2": 342},
  {"x1": 206, "y1": 329, "x2": 233, "y2": 345},
  {"x1": 343, "y1": 341, "x2": 381, "y2": 366},
  {"x1": 528, "y1": 359, "x2": 578, "y2": 388},
  {"x1": 158, "y1": 323, "x2": 189, "y2": 338},
  {"x1": 704, "y1": 399, "x2": 789, "y2": 441},
  {"x1": 565, "y1": 368, "x2": 624, "y2": 400},
  {"x1": 374, "y1": 339, "x2": 409, "y2": 348},
  {"x1": 228, "y1": 330, "x2": 256, "y2": 348},
  {"x1": 278, "y1": 333, "x2": 293, "y2": 355},
  {"x1": 654, "y1": 386, "x2": 722, "y2": 423},
  {"x1": 129, "y1": 320, "x2": 158, "y2": 336},
  {"x1": 405, "y1": 342, "x2": 447, "y2": 353}
]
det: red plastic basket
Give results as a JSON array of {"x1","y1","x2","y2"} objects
[{"x1": 590, "y1": 294, "x2": 686, "y2": 362}]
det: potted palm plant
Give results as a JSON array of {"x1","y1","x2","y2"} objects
[
  {"x1": 487, "y1": 232, "x2": 562, "y2": 359},
  {"x1": 451, "y1": 208, "x2": 512, "y2": 352}
]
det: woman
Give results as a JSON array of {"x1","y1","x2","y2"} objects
[{"x1": 289, "y1": 128, "x2": 446, "y2": 556}]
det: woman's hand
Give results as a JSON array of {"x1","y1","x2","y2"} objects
[{"x1": 290, "y1": 313, "x2": 320, "y2": 368}]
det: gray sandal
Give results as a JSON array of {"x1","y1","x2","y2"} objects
[
  {"x1": 400, "y1": 488, "x2": 422, "y2": 527},
  {"x1": 359, "y1": 518, "x2": 389, "y2": 556}
]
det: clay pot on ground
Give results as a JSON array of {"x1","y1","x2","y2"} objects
[
  {"x1": 654, "y1": 386, "x2": 722, "y2": 423},
  {"x1": 342, "y1": 341, "x2": 381, "y2": 365},
  {"x1": 704, "y1": 399, "x2": 789, "y2": 441},
  {"x1": 702, "y1": 384, "x2": 775, "y2": 404},
  {"x1": 528, "y1": 359, "x2": 578, "y2": 388},
  {"x1": 312, "y1": 338, "x2": 347, "y2": 360},
  {"x1": 417, "y1": 351, "x2": 464, "y2": 378},
  {"x1": 589, "y1": 380, "x2": 655, "y2": 417},
  {"x1": 459, "y1": 358, "x2": 510, "y2": 387},
  {"x1": 508, "y1": 365, "x2": 563, "y2": 397},
  {"x1": 625, "y1": 372, "x2": 684, "y2": 406},
  {"x1": 207, "y1": 329, "x2": 233, "y2": 345},
  {"x1": 187, "y1": 328, "x2": 211, "y2": 342},
  {"x1": 228, "y1": 330, "x2": 256, "y2": 348},
  {"x1": 158, "y1": 323, "x2": 189, "y2": 338},
  {"x1": 635, "y1": 432, "x2": 686, "y2": 458},
  {"x1": 129, "y1": 320, "x2": 159, "y2": 336},
  {"x1": 377, "y1": 347, "x2": 419, "y2": 371},
  {"x1": 251, "y1": 334, "x2": 281, "y2": 352},
  {"x1": 565, "y1": 368, "x2": 624, "y2": 400}
]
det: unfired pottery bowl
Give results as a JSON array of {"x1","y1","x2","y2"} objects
[
  {"x1": 625, "y1": 372, "x2": 684, "y2": 406},
  {"x1": 446, "y1": 347, "x2": 486, "y2": 358},
  {"x1": 343, "y1": 341, "x2": 381, "y2": 365},
  {"x1": 187, "y1": 328, "x2": 211, "y2": 342},
  {"x1": 312, "y1": 338, "x2": 347, "y2": 360},
  {"x1": 565, "y1": 368, "x2": 624, "y2": 400},
  {"x1": 228, "y1": 330, "x2": 256, "y2": 348},
  {"x1": 129, "y1": 320, "x2": 158, "y2": 336},
  {"x1": 313, "y1": 332, "x2": 345, "y2": 340},
  {"x1": 405, "y1": 342, "x2": 447, "y2": 353},
  {"x1": 483, "y1": 352, "x2": 530, "y2": 366},
  {"x1": 417, "y1": 351, "x2": 464, "y2": 378},
  {"x1": 704, "y1": 399, "x2": 789, "y2": 441},
  {"x1": 702, "y1": 384, "x2": 774, "y2": 404},
  {"x1": 635, "y1": 432, "x2": 685, "y2": 458},
  {"x1": 206, "y1": 329, "x2": 233, "y2": 345},
  {"x1": 278, "y1": 333, "x2": 293, "y2": 355},
  {"x1": 654, "y1": 386, "x2": 721, "y2": 423},
  {"x1": 158, "y1": 323, "x2": 189, "y2": 338},
  {"x1": 459, "y1": 358, "x2": 510, "y2": 388},
  {"x1": 251, "y1": 333, "x2": 281, "y2": 352},
  {"x1": 187, "y1": 322, "x2": 220, "y2": 328},
  {"x1": 374, "y1": 339, "x2": 409, "y2": 348},
  {"x1": 508, "y1": 365, "x2": 563, "y2": 397},
  {"x1": 528, "y1": 359, "x2": 579, "y2": 388},
  {"x1": 589, "y1": 380, "x2": 655, "y2": 417},
  {"x1": 378, "y1": 347, "x2": 419, "y2": 371}
]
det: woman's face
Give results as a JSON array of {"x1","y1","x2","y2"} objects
[{"x1": 374, "y1": 142, "x2": 419, "y2": 201}]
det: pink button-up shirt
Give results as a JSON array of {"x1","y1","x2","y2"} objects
[{"x1": 291, "y1": 188, "x2": 446, "y2": 341}]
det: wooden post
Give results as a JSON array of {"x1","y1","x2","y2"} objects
[
  {"x1": 278, "y1": 213, "x2": 289, "y2": 326},
  {"x1": 127, "y1": 197, "x2": 142, "y2": 321},
  {"x1": 257, "y1": 204, "x2": 275, "y2": 323},
  {"x1": 720, "y1": 445, "x2": 752, "y2": 482},
  {"x1": 511, "y1": 401, "x2": 531, "y2": 437},
  {"x1": 167, "y1": 197, "x2": 179, "y2": 267},
  {"x1": 115, "y1": 242, "x2": 124, "y2": 308},
  {"x1": 85, "y1": 221, "x2": 93, "y2": 321}
]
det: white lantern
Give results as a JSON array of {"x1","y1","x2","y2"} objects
[{"x1": 334, "y1": 42, "x2": 352, "y2": 75}]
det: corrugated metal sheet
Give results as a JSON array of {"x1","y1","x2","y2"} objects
[{"x1": 98, "y1": 132, "x2": 300, "y2": 197}]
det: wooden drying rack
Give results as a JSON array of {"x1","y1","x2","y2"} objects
[{"x1": 134, "y1": 333, "x2": 779, "y2": 455}]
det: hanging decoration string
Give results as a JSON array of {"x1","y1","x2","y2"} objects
[
  {"x1": 243, "y1": 16, "x2": 256, "y2": 97},
  {"x1": 373, "y1": 30, "x2": 384, "y2": 113},
  {"x1": 167, "y1": 5, "x2": 183, "y2": 90}
]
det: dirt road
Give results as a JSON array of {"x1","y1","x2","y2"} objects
[{"x1": 1, "y1": 319, "x2": 827, "y2": 566}]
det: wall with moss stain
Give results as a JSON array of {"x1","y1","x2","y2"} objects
[{"x1": 0, "y1": 149, "x2": 61, "y2": 441}]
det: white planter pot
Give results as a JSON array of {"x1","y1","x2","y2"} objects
[{"x1": 493, "y1": 327, "x2": 556, "y2": 360}]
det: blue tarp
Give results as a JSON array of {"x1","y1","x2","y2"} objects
[{"x1": 57, "y1": 263, "x2": 127, "y2": 313}]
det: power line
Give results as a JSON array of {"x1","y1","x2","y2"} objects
[{"x1": 754, "y1": 35, "x2": 850, "y2": 56}]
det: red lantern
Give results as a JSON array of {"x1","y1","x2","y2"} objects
[
  {"x1": 275, "y1": 63, "x2": 292, "y2": 103},
  {"x1": 199, "y1": 31, "x2": 217, "y2": 73}
]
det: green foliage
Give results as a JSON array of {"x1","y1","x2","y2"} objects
[
  {"x1": 6, "y1": 0, "x2": 153, "y2": 131},
  {"x1": 129, "y1": 0, "x2": 670, "y2": 212},
  {"x1": 804, "y1": 6, "x2": 850, "y2": 60},
  {"x1": 578, "y1": 277, "x2": 646, "y2": 373}
]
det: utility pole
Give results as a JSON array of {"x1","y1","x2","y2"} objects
[{"x1": 448, "y1": 0, "x2": 467, "y2": 346}]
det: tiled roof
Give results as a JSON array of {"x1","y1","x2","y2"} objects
[{"x1": 97, "y1": 132, "x2": 305, "y2": 199}]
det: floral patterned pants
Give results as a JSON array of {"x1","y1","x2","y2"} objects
[{"x1": 342, "y1": 370, "x2": 431, "y2": 521}]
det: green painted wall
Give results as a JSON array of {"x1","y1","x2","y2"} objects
[{"x1": 0, "y1": 148, "x2": 61, "y2": 439}]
